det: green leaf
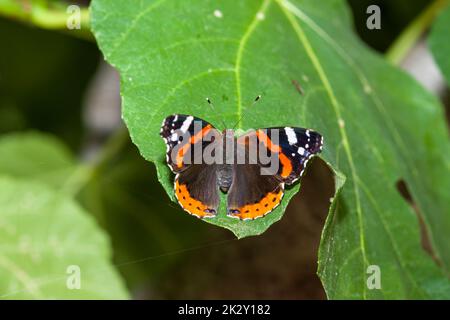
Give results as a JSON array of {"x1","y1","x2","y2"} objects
[
  {"x1": 0, "y1": 131, "x2": 211, "y2": 293},
  {"x1": 0, "y1": 176, "x2": 129, "y2": 299},
  {"x1": 0, "y1": 132, "x2": 129, "y2": 298},
  {"x1": 79, "y1": 141, "x2": 214, "y2": 288},
  {"x1": 0, "y1": 132, "x2": 75, "y2": 188},
  {"x1": 429, "y1": 3, "x2": 450, "y2": 86},
  {"x1": 91, "y1": 0, "x2": 450, "y2": 298}
]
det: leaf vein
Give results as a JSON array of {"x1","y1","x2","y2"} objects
[
  {"x1": 234, "y1": 0, "x2": 271, "y2": 128},
  {"x1": 276, "y1": 0, "x2": 369, "y2": 298},
  {"x1": 109, "y1": 0, "x2": 167, "y2": 59}
]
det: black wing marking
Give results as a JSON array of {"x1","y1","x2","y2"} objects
[
  {"x1": 160, "y1": 114, "x2": 221, "y2": 173},
  {"x1": 242, "y1": 127, "x2": 323, "y2": 185},
  {"x1": 275, "y1": 127, "x2": 323, "y2": 184}
]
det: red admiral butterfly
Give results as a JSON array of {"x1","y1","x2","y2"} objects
[{"x1": 160, "y1": 114, "x2": 323, "y2": 220}]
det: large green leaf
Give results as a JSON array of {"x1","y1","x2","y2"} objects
[
  {"x1": 0, "y1": 176, "x2": 129, "y2": 299},
  {"x1": 0, "y1": 132, "x2": 129, "y2": 299},
  {"x1": 79, "y1": 139, "x2": 216, "y2": 289},
  {"x1": 429, "y1": 3, "x2": 450, "y2": 85},
  {"x1": 0, "y1": 131, "x2": 213, "y2": 293},
  {"x1": 91, "y1": 0, "x2": 450, "y2": 298},
  {"x1": 0, "y1": 132, "x2": 75, "y2": 188}
]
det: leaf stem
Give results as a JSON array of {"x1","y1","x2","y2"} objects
[
  {"x1": 385, "y1": 0, "x2": 449, "y2": 65},
  {"x1": 0, "y1": 0, "x2": 93, "y2": 41}
]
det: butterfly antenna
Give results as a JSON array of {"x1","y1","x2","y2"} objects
[
  {"x1": 231, "y1": 95, "x2": 261, "y2": 130},
  {"x1": 206, "y1": 98, "x2": 227, "y2": 130}
]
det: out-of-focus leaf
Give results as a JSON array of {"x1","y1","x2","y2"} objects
[
  {"x1": 0, "y1": 176, "x2": 129, "y2": 299},
  {"x1": 0, "y1": 132, "x2": 129, "y2": 298},
  {"x1": 0, "y1": 131, "x2": 213, "y2": 292},
  {"x1": 429, "y1": 3, "x2": 450, "y2": 85},
  {"x1": 0, "y1": 132, "x2": 75, "y2": 188},
  {"x1": 0, "y1": 18, "x2": 99, "y2": 148},
  {"x1": 79, "y1": 140, "x2": 217, "y2": 289},
  {"x1": 91, "y1": 0, "x2": 450, "y2": 298}
]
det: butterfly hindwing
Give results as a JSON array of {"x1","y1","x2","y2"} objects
[
  {"x1": 227, "y1": 162, "x2": 284, "y2": 220},
  {"x1": 174, "y1": 164, "x2": 220, "y2": 218}
]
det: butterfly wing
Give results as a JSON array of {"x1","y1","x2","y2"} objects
[
  {"x1": 161, "y1": 114, "x2": 222, "y2": 218},
  {"x1": 174, "y1": 164, "x2": 220, "y2": 218},
  {"x1": 160, "y1": 114, "x2": 221, "y2": 173},
  {"x1": 226, "y1": 127, "x2": 323, "y2": 220},
  {"x1": 227, "y1": 162, "x2": 284, "y2": 220},
  {"x1": 251, "y1": 127, "x2": 323, "y2": 184}
]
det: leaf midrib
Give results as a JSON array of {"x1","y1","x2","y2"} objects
[
  {"x1": 280, "y1": 0, "x2": 449, "y2": 270},
  {"x1": 277, "y1": 0, "x2": 444, "y2": 298},
  {"x1": 275, "y1": 0, "x2": 369, "y2": 298}
]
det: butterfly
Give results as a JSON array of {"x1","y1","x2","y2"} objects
[{"x1": 160, "y1": 114, "x2": 323, "y2": 220}]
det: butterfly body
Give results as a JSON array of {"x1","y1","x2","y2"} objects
[
  {"x1": 160, "y1": 114, "x2": 323, "y2": 220},
  {"x1": 215, "y1": 129, "x2": 234, "y2": 192}
]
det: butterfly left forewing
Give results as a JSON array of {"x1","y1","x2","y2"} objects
[
  {"x1": 160, "y1": 114, "x2": 220, "y2": 173},
  {"x1": 161, "y1": 114, "x2": 222, "y2": 218}
]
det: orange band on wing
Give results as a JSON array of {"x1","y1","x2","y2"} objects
[
  {"x1": 175, "y1": 125, "x2": 212, "y2": 168},
  {"x1": 175, "y1": 180, "x2": 215, "y2": 218},
  {"x1": 256, "y1": 130, "x2": 293, "y2": 178},
  {"x1": 228, "y1": 188, "x2": 284, "y2": 220}
]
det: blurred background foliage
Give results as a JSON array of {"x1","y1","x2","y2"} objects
[
  {"x1": 349, "y1": 0, "x2": 430, "y2": 51},
  {"x1": 0, "y1": 0, "x2": 448, "y2": 299}
]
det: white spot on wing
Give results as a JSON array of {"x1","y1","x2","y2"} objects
[
  {"x1": 170, "y1": 133, "x2": 178, "y2": 141},
  {"x1": 214, "y1": 10, "x2": 223, "y2": 18},
  {"x1": 285, "y1": 127, "x2": 297, "y2": 145},
  {"x1": 180, "y1": 116, "x2": 193, "y2": 133},
  {"x1": 298, "y1": 147, "x2": 305, "y2": 155}
]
